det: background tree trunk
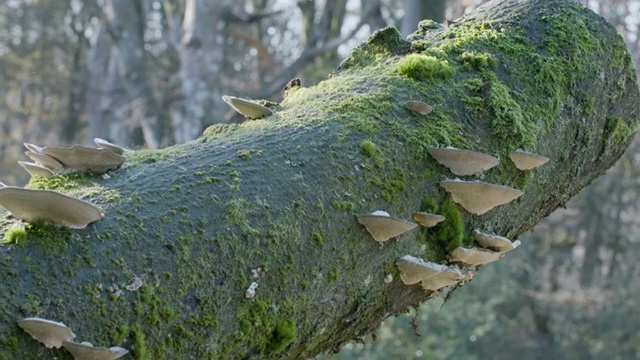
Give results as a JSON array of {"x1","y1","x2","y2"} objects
[
  {"x1": 169, "y1": 0, "x2": 228, "y2": 144},
  {"x1": 0, "y1": 0, "x2": 638, "y2": 359},
  {"x1": 401, "y1": 0, "x2": 447, "y2": 36}
]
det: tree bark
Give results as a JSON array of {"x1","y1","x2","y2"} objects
[{"x1": 0, "y1": 0, "x2": 638, "y2": 359}]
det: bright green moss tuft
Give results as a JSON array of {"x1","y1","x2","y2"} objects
[
  {"x1": 485, "y1": 73, "x2": 538, "y2": 150},
  {"x1": 359, "y1": 140, "x2": 379, "y2": 158},
  {"x1": 2, "y1": 225, "x2": 26, "y2": 245},
  {"x1": 428, "y1": 200, "x2": 464, "y2": 257},
  {"x1": 268, "y1": 321, "x2": 298, "y2": 353},
  {"x1": 311, "y1": 232, "x2": 324, "y2": 247},
  {"x1": 603, "y1": 116, "x2": 635, "y2": 154},
  {"x1": 460, "y1": 51, "x2": 497, "y2": 71},
  {"x1": 396, "y1": 54, "x2": 454, "y2": 81},
  {"x1": 131, "y1": 324, "x2": 148, "y2": 360}
]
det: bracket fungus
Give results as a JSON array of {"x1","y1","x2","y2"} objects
[
  {"x1": 473, "y1": 229, "x2": 521, "y2": 253},
  {"x1": 245, "y1": 281, "x2": 259, "y2": 299},
  {"x1": 357, "y1": 212, "x2": 418, "y2": 242},
  {"x1": 18, "y1": 161, "x2": 54, "y2": 178},
  {"x1": 94, "y1": 138, "x2": 129, "y2": 155},
  {"x1": 449, "y1": 246, "x2": 502, "y2": 266},
  {"x1": 0, "y1": 186, "x2": 104, "y2": 229},
  {"x1": 23, "y1": 142, "x2": 46, "y2": 154},
  {"x1": 222, "y1": 95, "x2": 273, "y2": 119},
  {"x1": 420, "y1": 265, "x2": 475, "y2": 292},
  {"x1": 24, "y1": 151, "x2": 64, "y2": 171},
  {"x1": 404, "y1": 100, "x2": 433, "y2": 115},
  {"x1": 509, "y1": 150, "x2": 550, "y2": 170},
  {"x1": 395, "y1": 255, "x2": 450, "y2": 285},
  {"x1": 42, "y1": 145, "x2": 125, "y2": 173},
  {"x1": 440, "y1": 180, "x2": 524, "y2": 215},
  {"x1": 411, "y1": 212, "x2": 445, "y2": 228},
  {"x1": 17, "y1": 317, "x2": 76, "y2": 349},
  {"x1": 428, "y1": 148, "x2": 500, "y2": 176},
  {"x1": 62, "y1": 341, "x2": 129, "y2": 360}
]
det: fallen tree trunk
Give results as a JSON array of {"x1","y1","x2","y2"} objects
[{"x1": 0, "y1": 0, "x2": 638, "y2": 358}]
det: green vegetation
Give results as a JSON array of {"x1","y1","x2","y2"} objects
[
  {"x1": 359, "y1": 140, "x2": 379, "y2": 158},
  {"x1": 396, "y1": 54, "x2": 454, "y2": 81},
  {"x1": 2, "y1": 225, "x2": 26, "y2": 245},
  {"x1": 428, "y1": 200, "x2": 465, "y2": 257},
  {"x1": 460, "y1": 51, "x2": 497, "y2": 71},
  {"x1": 268, "y1": 321, "x2": 298, "y2": 353}
]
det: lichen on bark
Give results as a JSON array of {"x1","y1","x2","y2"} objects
[{"x1": 0, "y1": 0, "x2": 638, "y2": 359}]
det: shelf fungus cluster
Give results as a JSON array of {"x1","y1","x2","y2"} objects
[
  {"x1": 21, "y1": 138, "x2": 126, "y2": 178},
  {"x1": 449, "y1": 230, "x2": 521, "y2": 267},
  {"x1": 428, "y1": 147, "x2": 549, "y2": 215},
  {"x1": 0, "y1": 183, "x2": 103, "y2": 229},
  {"x1": 356, "y1": 211, "x2": 418, "y2": 242},
  {"x1": 17, "y1": 317, "x2": 128, "y2": 360},
  {"x1": 396, "y1": 255, "x2": 475, "y2": 292},
  {"x1": 222, "y1": 95, "x2": 273, "y2": 120},
  {"x1": 440, "y1": 180, "x2": 524, "y2": 215},
  {"x1": 428, "y1": 147, "x2": 500, "y2": 176},
  {"x1": 509, "y1": 150, "x2": 550, "y2": 170}
]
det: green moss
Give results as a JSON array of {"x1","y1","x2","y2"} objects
[
  {"x1": 311, "y1": 233, "x2": 324, "y2": 247},
  {"x1": 112, "y1": 324, "x2": 130, "y2": 345},
  {"x1": 268, "y1": 321, "x2": 297, "y2": 353},
  {"x1": 428, "y1": 200, "x2": 464, "y2": 258},
  {"x1": 328, "y1": 268, "x2": 340, "y2": 281},
  {"x1": 460, "y1": 51, "x2": 497, "y2": 71},
  {"x1": 338, "y1": 27, "x2": 407, "y2": 70},
  {"x1": 484, "y1": 73, "x2": 539, "y2": 150},
  {"x1": 224, "y1": 198, "x2": 259, "y2": 235},
  {"x1": 131, "y1": 324, "x2": 148, "y2": 360},
  {"x1": 2, "y1": 224, "x2": 26, "y2": 245},
  {"x1": 359, "y1": 140, "x2": 379, "y2": 158},
  {"x1": 396, "y1": 54, "x2": 454, "y2": 82},
  {"x1": 603, "y1": 116, "x2": 635, "y2": 154},
  {"x1": 419, "y1": 197, "x2": 438, "y2": 213},
  {"x1": 331, "y1": 199, "x2": 355, "y2": 212},
  {"x1": 237, "y1": 150, "x2": 252, "y2": 160}
]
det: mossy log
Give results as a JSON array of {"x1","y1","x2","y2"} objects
[{"x1": 1, "y1": 0, "x2": 638, "y2": 358}]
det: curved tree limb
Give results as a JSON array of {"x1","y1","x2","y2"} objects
[{"x1": 0, "y1": 0, "x2": 638, "y2": 359}]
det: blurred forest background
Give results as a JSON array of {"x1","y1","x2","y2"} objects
[{"x1": 0, "y1": 0, "x2": 638, "y2": 358}]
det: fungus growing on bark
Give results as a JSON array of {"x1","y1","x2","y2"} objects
[
  {"x1": 440, "y1": 180, "x2": 524, "y2": 215},
  {"x1": 405, "y1": 100, "x2": 433, "y2": 115},
  {"x1": 509, "y1": 150, "x2": 550, "y2": 170},
  {"x1": 62, "y1": 341, "x2": 129, "y2": 360},
  {"x1": 411, "y1": 212, "x2": 445, "y2": 227},
  {"x1": 222, "y1": 95, "x2": 273, "y2": 119},
  {"x1": 0, "y1": 186, "x2": 104, "y2": 229},
  {"x1": 420, "y1": 265, "x2": 475, "y2": 291},
  {"x1": 42, "y1": 145, "x2": 125, "y2": 173},
  {"x1": 383, "y1": 274, "x2": 393, "y2": 283},
  {"x1": 16, "y1": 317, "x2": 76, "y2": 349},
  {"x1": 428, "y1": 148, "x2": 500, "y2": 176},
  {"x1": 18, "y1": 161, "x2": 54, "y2": 178},
  {"x1": 473, "y1": 229, "x2": 521, "y2": 253},
  {"x1": 23, "y1": 143, "x2": 46, "y2": 154},
  {"x1": 94, "y1": 138, "x2": 129, "y2": 155},
  {"x1": 245, "y1": 282, "x2": 259, "y2": 299},
  {"x1": 357, "y1": 213, "x2": 418, "y2": 242},
  {"x1": 24, "y1": 151, "x2": 63, "y2": 171},
  {"x1": 449, "y1": 246, "x2": 502, "y2": 266},
  {"x1": 395, "y1": 255, "x2": 449, "y2": 285}
]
